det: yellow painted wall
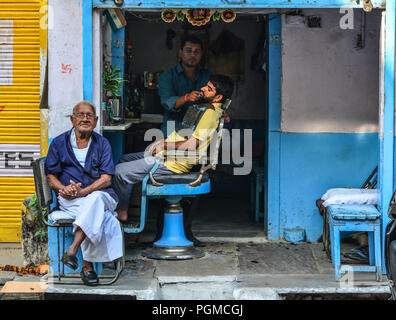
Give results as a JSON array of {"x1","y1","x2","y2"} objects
[
  {"x1": 0, "y1": 177, "x2": 35, "y2": 242},
  {"x1": 0, "y1": 1, "x2": 43, "y2": 242}
]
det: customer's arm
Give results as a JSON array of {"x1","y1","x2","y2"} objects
[
  {"x1": 150, "y1": 136, "x2": 199, "y2": 155},
  {"x1": 164, "y1": 137, "x2": 199, "y2": 151},
  {"x1": 152, "y1": 109, "x2": 219, "y2": 155}
]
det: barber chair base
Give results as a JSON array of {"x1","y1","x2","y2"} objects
[
  {"x1": 143, "y1": 208, "x2": 205, "y2": 260},
  {"x1": 142, "y1": 245, "x2": 204, "y2": 260}
]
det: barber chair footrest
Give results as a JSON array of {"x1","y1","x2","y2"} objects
[{"x1": 142, "y1": 246, "x2": 205, "y2": 260}]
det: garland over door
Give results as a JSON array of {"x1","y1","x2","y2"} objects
[{"x1": 0, "y1": 1, "x2": 42, "y2": 242}]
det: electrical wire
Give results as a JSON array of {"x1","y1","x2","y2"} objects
[{"x1": 127, "y1": 11, "x2": 162, "y2": 23}]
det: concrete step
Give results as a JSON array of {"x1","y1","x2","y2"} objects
[{"x1": 0, "y1": 243, "x2": 23, "y2": 267}]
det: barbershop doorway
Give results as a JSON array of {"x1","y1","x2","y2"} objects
[
  {"x1": 100, "y1": 9, "x2": 268, "y2": 241},
  {"x1": 136, "y1": 193, "x2": 266, "y2": 244}
]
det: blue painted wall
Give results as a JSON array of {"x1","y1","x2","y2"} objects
[
  {"x1": 111, "y1": 25, "x2": 125, "y2": 103},
  {"x1": 83, "y1": 0, "x2": 93, "y2": 102},
  {"x1": 265, "y1": 13, "x2": 282, "y2": 240},
  {"x1": 279, "y1": 132, "x2": 378, "y2": 242},
  {"x1": 264, "y1": 11, "x2": 383, "y2": 242}
]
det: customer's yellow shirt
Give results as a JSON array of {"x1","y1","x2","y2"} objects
[{"x1": 163, "y1": 103, "x2": 223, "y2": 174}]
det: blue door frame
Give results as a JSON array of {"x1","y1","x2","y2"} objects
[
  {"x1": 265, "y1": 13, "x2": 281, "y2": 240},
  {"x1": 381, "y1": 0, "x2": 395, "y2": 273},
  {"x1": 84, "y1": 0, "x2": 394, "y2": 271}
]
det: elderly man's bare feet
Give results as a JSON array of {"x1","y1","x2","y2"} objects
[{"x1": 117, "y1": 209, "x2": 128, "y2": 222}]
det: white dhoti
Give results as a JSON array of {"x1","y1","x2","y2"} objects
[{"x1": 48, "y1": 191, "x2": 123, "y2": 263}]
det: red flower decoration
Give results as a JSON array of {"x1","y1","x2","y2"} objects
[
  {"x1": 221, "y1": 9, "x2": 236, "y2": 23},
  {"x1": 186, "y1": 9, "x2": 211, "y2": 26},
  {"x1": 162, "y1": 9, "x2": 176, "y2": 23}
]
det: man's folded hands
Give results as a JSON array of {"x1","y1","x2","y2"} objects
[{"x1": 59, "y1": 180, "x2": 83, "y2": 200}]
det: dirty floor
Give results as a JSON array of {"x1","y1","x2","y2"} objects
[{"x1": 0, "y1": 194, "x2": 391, "y2": 300}]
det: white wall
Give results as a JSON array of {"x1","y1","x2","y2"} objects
[
  {"x1": 48, "y1": 0, "x2": 83, "y2": 138},
  {"x1": 281, "y1": 9, "x2": 381, "y2": 133}
]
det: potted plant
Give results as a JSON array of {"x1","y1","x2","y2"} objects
[{"x1": 103, "y1": 62, "x2": 125, "y2": 121}]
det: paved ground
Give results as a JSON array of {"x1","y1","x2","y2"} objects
[
  {"x1": 0, "y1": 195, "x2": 392, "y2": 300},
  {"x1": 0, "y1": 243, "x2": 23, "y2": 267},
  {"x1": 0, "y1": 240, "x2": 391, "y2": 300}
]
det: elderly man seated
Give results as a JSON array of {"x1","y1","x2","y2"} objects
[
  {"x1": 112, "y1": 74, "x2": 234, "y2": 228},
  {"x1": 45, "y1": 101, "x2": 123, "y2": 286}
]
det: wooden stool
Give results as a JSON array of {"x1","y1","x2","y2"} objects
[{"x1": 327, "y1": 204, "x2": 382, "y2": 281}]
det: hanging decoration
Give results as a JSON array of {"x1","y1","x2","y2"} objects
[
  {"x1": 161, "y1": 9, "x2": 236, "y2": 26},
  {"x1": 162, "y1": 9, "x2": 177, "y2": 23},
  {"x1": 176, "y1": 10, "x2": 185, "y2": 22},
  {"x1": 186, "y1": 9, "x2": 212, "y2": 26},
  {"x1": 212, "y1": 11, "x2": 221, "y2": 22},
  {"x1": 221, "y1": 9, "x2": 236, "y2": 23}
]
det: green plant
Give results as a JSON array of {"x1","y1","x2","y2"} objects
[
  {"x1": 28, "y1": 193, "x2": 48, "y2": 241},
  {"x1": 103, "y1": 63, "x2": 125, "y2": 98}
]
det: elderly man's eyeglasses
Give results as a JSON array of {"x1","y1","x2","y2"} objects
[{"x1": 74, "y1": 113, "x2": 95, "y2": 120}]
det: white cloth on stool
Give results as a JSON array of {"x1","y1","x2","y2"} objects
[
  {"x1": 48, "y1": 191, "x2": 123, "y2": 262},
  {"x1": 321, "y1": 188, "x2": 378, "y2": 207}
]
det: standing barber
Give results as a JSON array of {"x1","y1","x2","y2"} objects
[
  {"x1": 158, "y1": 35, "x2": 212, "y2": 138},
  {"x1": 157, "y1": 35, "x2": 231, "y2": 246},
  {"x1": 157, "y1": 35, "x2": 211, "y2": 246}
]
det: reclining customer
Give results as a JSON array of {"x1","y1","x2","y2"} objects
[
  {"x1": 113, "y1": 74, "x2": 234, "y2": 222},
  {"x1": 45, "y1": 101, "x2": 123, "y2": 286}
]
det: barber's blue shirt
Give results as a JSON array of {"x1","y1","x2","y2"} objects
[
  {"x1": 158, "y1": 63, "x2": 212, "y2": 137},
  {"x1": 44, "y1": 129, "x2": 118, "y2": 202}
]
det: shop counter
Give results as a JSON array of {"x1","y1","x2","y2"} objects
[{"x1": 102, "y1": 120, "x2": 140, "y2": 164}]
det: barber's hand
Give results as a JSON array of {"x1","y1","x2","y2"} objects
[
  {"x1": 186, "y1": 91, "x2": 202, "y2": 103},
  {"x1": 224, "y1": 111, "x2": 231, "y2": 124}
]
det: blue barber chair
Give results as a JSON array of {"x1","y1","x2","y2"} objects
[{"x1": 123, "y1": 99, "x2": 232, "y2": 260}]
